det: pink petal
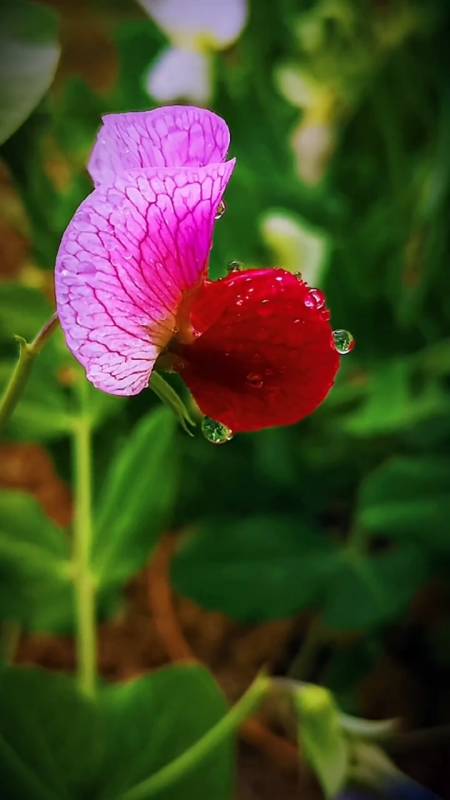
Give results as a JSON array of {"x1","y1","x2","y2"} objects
[
  {"x1": 88, "y1": 105, "x2": 231, "y2": 186},
  {"x1": 55, "y1": 160, "x2": 235, "y2": 395}
]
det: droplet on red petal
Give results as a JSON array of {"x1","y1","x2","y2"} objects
[
  {"x1": 177, "y1": 268, "x2": 340, "y2": 433},
  {"x1": 332, "y1": 329, "x2": 355, "y2": 354},
  {"x1": 227, "y1": 260, "x2": 244, "y2": 273},
  {"x1": 304, "y1": 288, "x2": 326, "y2": 310},
  {"x1": 246, "y1": 371, "x2": 264, "y2": 389}
]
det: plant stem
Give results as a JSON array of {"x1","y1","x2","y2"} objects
[
  {"x1": 0, "y1": 621, "x2": 21, "y2": 664},
  {"x1": 120, "y1": 674, "x2": 271, "y2": 800},
  {"x1": 72, "y1": 379, "x2": 96, "y2": 697},
  {"x1": 0, "y1": 313, "x2": 59, "y2": 433},
  {"x1": 288, "y1": 617, "x2": 326, "y2": 681}
]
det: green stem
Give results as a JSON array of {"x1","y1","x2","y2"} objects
[
  {"x1": 120, "y1": 674, "x2": 271, "y2": 800},
  {"x1": 0, "y1": 621, "x2": 21, "y2": 664},
  {"x1": 288, "y1": 617, "x2": 326, "y2": 681},
  {"x1": 0, "y1": 313, "x2": 59, "y2": 433},
  {"x1": 72, "y1": 379, "x2": 96, "y2": 697}
]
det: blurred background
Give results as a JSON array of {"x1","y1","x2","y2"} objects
[{"x1": 1, "y1": 0, "x2": 450, "y2": 797}]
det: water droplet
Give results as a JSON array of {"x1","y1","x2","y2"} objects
[
  {"x1": 332, "y1": 329, "x2": 355, "y2": 354},
  {"x1": 235, "y1": 297, "x2": 244, "y2": 307},
  {"x1": 215, "y1": 201, "x2": 226, "y2": 220},
  {"x1": 259, "y1": 298, "x2": 272, "y2": 317},
  {"x1": 304, "y1": 288, "x2": 326, "y2": 310},
  {"x1": 275, "y1": 275, "x2": 284, "y2": 283},
  {"x1": 201, "y1": 416, "x2": 234, "y2": 445},
  {"x1": 227, "y1": 260, "x2": 244, "y2": 274},
  {"x1": 246, "y1": 371, "x2": 264, "y2": 389}
]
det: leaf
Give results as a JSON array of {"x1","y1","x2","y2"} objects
[
  {"x1": 356, "y1": 456, "x2": 450, "y2": 552},
  {"x1": 0, "y1": 664, "x2": 233, "y2": 800},
  {"x1": 172, "y1": 516, "x2": 336, "y2": 622},
  {"x1": 321, "y1": 546, "x2": 428, "y2": 631},
  {"x1": 0, "y1": 490, "x2": 73, "y2": 631},
  {"x1": 93, "y1": 409, "x2": 178, "y2": 587},
  {"x1": 0, "y1": 666, "x2": 101, "y2": 799},
  {"x1": 0, "y1": 0, "x2": 60, "y2": 145},
  {"x1": 295, "y1": 684, "x2": 349, "y2": 798},
  {"x1": 95, "y1": 664, "x2": 234, "y2": 800},
  {"x1": 342, "y1": 360, "x2": 446, "y2": 437}
]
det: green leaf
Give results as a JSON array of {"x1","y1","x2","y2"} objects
[
  {"x1": 0, "y1": 490, "x2": 73, "y2": 631},
  {"x1": 295, "y1": 684, "x2": 349, "y2": 798},
  {"x1": 0, "y1": 666, "x2": 101, "y2": 799},
  {"x1": 172, "y1": 516, "x2": 336, "y2": 622},
  {"x1": 320, "y1": 546, "x2": 428, "y2": 631},
  {"x1": 93, "y1": 409, "x2": 178, "y2": 587},
  {"x1": 95, "y1": 664, "x2": 234, "y2": 800},
  {"x1": 342, "y1": 360, "x2": 446, "y2": 437},
  {"x1": 0, "y1": 664, "x2": 233, "y2": 800},
  {"x1": 0, "y1": 0, "x2": 60, "y2": 145},
  {"x1": 356, "y1": 457, "x2": 450, "y2": 551}
]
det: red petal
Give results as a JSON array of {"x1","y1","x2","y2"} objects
[{"x1": 178, "y1": 268, "x2": 340, "y2": 433}]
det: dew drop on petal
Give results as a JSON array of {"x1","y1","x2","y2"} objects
[
  {"x1": 332, "y1": 329, "x2": 355, "y2": 354},
  {"x1": 304, "y1": 288, "x2": 326, "y2": 310},
  {"x1": 258, "y1": 298, "x2": 272, "y2": 317},
  {"x1": 246, "y1": 371, "x2": 264, "y2": 389},
  {"x1": 215, "y1": 200, "x2": 226, "y2": 220},
  {"x1": 201, "y1": 416, "x2": 234, "y2": 445},
  {"x1": 227, "y1": 260, "x2": 244, "y2": 273}
]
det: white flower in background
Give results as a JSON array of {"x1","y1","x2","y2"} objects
[
  {"x1": 140, "y1": 0, "x2": 248, "y2": 103},
  {"x1": 260, "y1": 209, "x2": 330, "y2": 288},
  {"x1": 290, "y1": 117, "x2": 337, "y2": 186},
  {"x1": 275, "y1": 63, "x2": 337, "y2": 186}
]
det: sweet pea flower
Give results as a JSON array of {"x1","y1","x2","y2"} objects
[
  {"x1": 140, "y1": 0, "x2": 248, "y2": 104},
  {"x1": 55, "y1": 106, "x2": 342, "y2": 434}
]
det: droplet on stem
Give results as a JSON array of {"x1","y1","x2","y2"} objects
[
  {"x1": 332, "y1": 329, "x2": 355, "y2": 354},
  {"x1": 201, "y1": 416, "x2": 234, "y2": 444}
]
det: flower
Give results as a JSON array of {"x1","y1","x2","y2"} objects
[
  {"x1": 260, "y1": 209, "x2": 330, "y2": 287},
  {"x1": 55, "y1": 105, "x2": 340, "y2": 434},
  {"x1": 140, "y1": 0, "x2": 248, "y2": 104}
]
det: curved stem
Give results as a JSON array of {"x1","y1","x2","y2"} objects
[
  {"x1": 72, "y1": 379, "x2": 96, "y2": 697},
  {"x1": 288, "y1": 617, "x2": 326, "y2": 681},
  {"x1": 120, "y1": 674, "x2": 271, "y2": 800},
  {"x1": 0, "y1": 313, "x2": 59, "y2": 433}
]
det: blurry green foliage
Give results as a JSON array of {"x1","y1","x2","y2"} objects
[
  {"x1": 0, "y1": 490, "x2": 72, "y2": 631},
  {"x1": 93, "y1": 408, "x2": 178, "y2": 587},
  {"x1": 0, "y1": 664, "x2": 233, "y2": 799}
]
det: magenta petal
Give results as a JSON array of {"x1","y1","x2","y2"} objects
[
  {"x1": 88, "y1": 106, "x2": 231, "y2": 186},
  {"x1": 55, "y1": 159, "x2": 235, "y2": 395}
]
